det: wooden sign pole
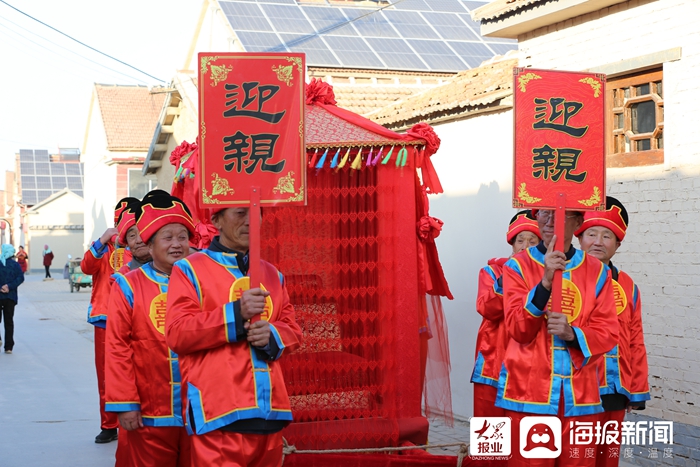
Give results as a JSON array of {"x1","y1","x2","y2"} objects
[{"x1": 551, "y1": 192, "x2": 566, "y2": 313}]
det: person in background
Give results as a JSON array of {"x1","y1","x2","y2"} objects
[
  {"x1": 0, "y1": 244, "x2": 25, "y2": 354},
  {"x1": 471, "y1": 210, "x2": 540, "y2": 417},
  {"x1": 42, "y1": 244, "x2": 54, "y2": 280},
  {"x1": 105, "y1": 191, "x2": 194, "y2": 466},
  {"x1": 16, "y1": 246, "x2": 28, "y2": 274},
  {"x1": 82, "y1": 197, "x2": 138, "y2": 444},
  {"x1": 576, "y1": 197, "x2": 651, "y2": 467}
]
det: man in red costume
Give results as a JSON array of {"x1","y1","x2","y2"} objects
[
  {"x1": 166, "y1": 207, "x2": 302, "y2": 467},
  {"x1": 471, "y1": 210, "x2": 540, "y2": 417},
  {"x1": 82, "y1": 197, "x2": 137, "y2": 444},
  {"x1": 496, "y1": 209, "x2": 619, "y2": 466},
  {"x1": 105, "y1": 191, "x2": 195, "y2": 466},
  {"x1": 110, "y1": 197, "x2": 154, "y2": 466},
  {"x1": 576, "y1": 197, "x2": 650, "y2": 467}
]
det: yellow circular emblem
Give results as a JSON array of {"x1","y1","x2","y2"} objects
[
  {"x1": 111, "y1": 248, "x2": 127, "y2": 271},
  {"x1": 547, "y1": 278, "x2": 582, "y2": 323},
  {"x1": 612, "y1": 280, "x2": 627, "y2": 315},
  {"x1": 229, "y1": 277, "x2": 274, "y2": 321},
  {"x1": 149, "y1": 293, "x2": 168, "y2": 334}
]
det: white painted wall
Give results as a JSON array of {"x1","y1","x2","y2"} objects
[
  {"x1": 25, "y1": 191, "x2": 84, "y2": 272},
  {"x1": 428, "y1": 110, "x2": 520, "y2": 420},
  {"x1": 81, "y1": 98, "x2": 117, "y2": 251},
  {"x1": 514, "y1": 0, "x2": 700, "y2": 426}
]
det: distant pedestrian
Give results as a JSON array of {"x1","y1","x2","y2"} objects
[
  {"x1": 16, "y1": 246, "x2": 28, "y2": 274},
  {"x1": 42, "y1": 244, "x2": 54, "y2": 280},
  {"x1": 0, "y1": 244, "x2": 25, "y2": 354}
]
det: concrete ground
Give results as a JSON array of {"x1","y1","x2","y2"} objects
[
  {"x1": 0, "y1": 274, "x2": 116, "y2": 467},
  {"x1": 0, "y1": 274, "x2": 638, "y2": 466}
]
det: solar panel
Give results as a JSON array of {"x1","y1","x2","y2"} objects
[
  {"x1": 19, "y1": 149, "x2": 34, "y2": 162},
  {"x1": 221, "y1": 0, "x2": 514, "y2": 73},
  {"x1": 365, "y1": 37, "x2": 428, "y2": 70},
  {"x1": 74, "y1": 191, "x2": 84, "y2": 198},
  {"x1": 52, "y1": 178, "x2": 68, "y2": 190},
  {"x1": 236, "y1": 31, "x2": 285, "y2": 51},
  {"x1": 21, "y1": 175, "x2": 36, "y2": 189},
  {"x1": 35, "y1": 163, "x2": 51, "y2": 175},
  {"x1": 407, "y1": 40, "x2": 467, "y2": 71},
  {"x1": 50, "y1": 163, "x2": 66, "y2": 176},
  {"x1": 22, "y1": 191, "x2": 37, "y2": 205},
  {"x1": 430, "y1": 0, "x2": 469, "y2": 13},
  {"x1": 20, "y1": 162, "x2": 34, "y2": 175},
  {"x1": 67, "y1": 178, "x2": 83, "y2": 190},
  {"x1": 36, "y1": 176, "x2": 52, "y2": 190},
  {"x1": 488, "y1": 43, "x2": 518, "y2": 54},
  {"x1": 458, "y1": 13, "x2": 484, "y2": 34},
  {"x1": 323, "y1": 36, "x2": 384, "y2": 68},
  {"x1": 392, "y1": 0, "x2": 431, "y2": 11},
  {"x1": 423, "y1": 12, "x2": 480, "y2": 40},
  {"x1": 261, "y1": 4, "x2": 315, "y2": 34},
  {"x1": 302, "y1": 6, "x2": 357, "y2": 36},
  {"x1": 279, "y1": 34, "x2": 340, "y2": 66},
  {"x1": 461, "y1": 1, "x2": 489, "y2": 12},
  {"x1": 382, "y1": 10, "x2": 440, "y2": 39},
  {"x1": 65, "y1": 164, "x2": 82, "y2": 176},
  {"x1": 341, "y1": 8, "x2": 400, "y2": 38},
  {"x1": 448, "y1": 41, "x2": 494, "y2": 67},
  {"x1": 37, "y1": 191, "x2": 53, "y2": 203},
  {"x1": 221, "y1": 2, "x2": 273, "y2": 32},
  {"x1": 34, "y1": 150, "x2": 50, "y2": 162}
]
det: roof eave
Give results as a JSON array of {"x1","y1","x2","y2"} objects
[{"x1": 476, "y1": 0, "x2": 629, "y2": 39}]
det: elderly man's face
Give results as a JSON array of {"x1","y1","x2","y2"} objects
[
  {"x1": 536, "y1": 210, "x2": 583, "y2": 246},
  {"x1": 125, "y1": 226, "x2": 151, "y2": 263},
  {"x1": 578, "y1": 226, "x2": 620, "y2": 265},
  {"x1": 214, "y1": 208, "x2": 250, "y2": 252},
  {"x1": 148, "y1": 223, "x2": 189, "y2": 272}
]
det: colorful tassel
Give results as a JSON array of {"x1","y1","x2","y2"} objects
[
  {"x1": 381, "y1": 146, "x2": 395, "y2": 165},
  {"x1": 309, "y1": 148, "x2": 319, "y2": 168},
  {"x1": 330, "y1": 148, "x2": 341, "y2": 169},
  {"x1": 371, "y1": 146, "x2": 384, "y2": 166},
  {"x1": 351, "y1": 147, "x2": 363, "y2": 170},
  {"x1": 396, "y1": 147, "x2": 408, "y2": 167},
  {"x1": 315, "y1": 148, "x2": 329, "y2": 169},
  {"x1": 365, "y1": 147, "x2": 374, "y2": 167},
  {"x1": 337, "y1": 147, "x2": 351, "y2": 169}
]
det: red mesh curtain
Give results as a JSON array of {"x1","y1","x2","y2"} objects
[{"x1": 261, "y1": 152, "x2": 425, "y2": 450}]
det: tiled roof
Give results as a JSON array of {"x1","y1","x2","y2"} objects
[
  {"x1": 308, "y1": 68, "x2": 454, "y2": 117},
  {"x1": 333, "y1": 85, "x2": 437, "y2": 117},
  {"x1": 366, "y1": 56, "x2": 518, "y2": 129},
  {"x1": 471, "y1": 0, "x2": 547, "y2": 22},
  {"x1": 94, "y1": 84, "x2": 166, "y2": 151}
]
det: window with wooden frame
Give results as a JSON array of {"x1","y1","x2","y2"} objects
[{"x1": 606, "y1": 68, "x2": 663, "y2": 167}]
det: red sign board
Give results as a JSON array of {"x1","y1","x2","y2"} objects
[
  {"x1": 198, "y1": 53, "x2": 306, "y2": 206},
  {"x1": 513, "y1": 68, "x2": 606, "y2": 211}
]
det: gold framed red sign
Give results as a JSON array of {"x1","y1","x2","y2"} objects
[
  {"x1": 513, "y1": 68, "x2": 606, "y2": 211},
  {"x1": 198, "y1": 52, "x2": 306, "y2": 207}
]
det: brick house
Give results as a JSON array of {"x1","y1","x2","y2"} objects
[
  {"x1": 363, "y1": 0, "x2": 700, "y2": 461},
  {"x1": 81, "y1": 84, "x2": 165, "y2": 247}
]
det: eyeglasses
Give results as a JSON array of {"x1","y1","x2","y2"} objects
[{"x1": 536, "y1": 210, "x2": 580, "y2": 222}]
